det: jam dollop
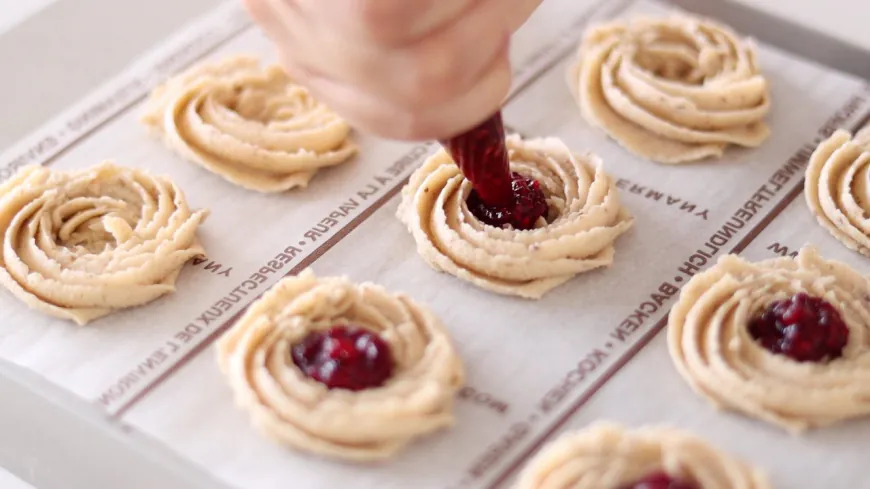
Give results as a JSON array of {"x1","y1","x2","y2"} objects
[
  {"x1": 441, "y1": 112, "x2": 548, "y2": 229},
  {"x1": 291, "y1": 326, "x2": 394, "y2": 391},
  {"x1": 748, "y1": 292, "x2": 849, "y2": 363},
  {"x1": 466, "y1": 172, "x2": 548, "y2": 230},
  {"x1": 619, "y1": 472, "x2": 698, "y2": 489}
]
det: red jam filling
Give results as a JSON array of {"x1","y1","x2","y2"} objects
[
  {"x1": 441, "y1": 112, "x2": 548, "y2": 230},
  {"x1": 748, "y1": 292, "x2": 849, "y2": 363},
  {"x1": 620, "y1": 472, "x2": 698, "y2": 489},
  {"x1": 466, "y1": 172, "x2": 548, "y2": 230},
  {"x1": 291, "y1": 326, "x2": 393, "y2": 391}
]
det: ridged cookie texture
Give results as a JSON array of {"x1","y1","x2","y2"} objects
[
  {"x1": 514, "y1": 422, "x2": 770, "y2": 489},
  {"x1": 669, "y1": 247, "x2": 870, "y2": 432},
  {"x1": 216, "y1": 270, "x2": 465, "y2": 461},
  {"x1": 0, "y1": 162, "x2": 207, "y2": 325},
  {"x1": 569, "y1": 15, "x2": 771, "y2": 164},
  {"x1": 142, "y1": 55, "x2": 356, "y2": 192},
  {"x1": 805, "y1": 128, "x2": 870, "y2": 256},
  {"x1": 397, "y1": 135, "x2": 633, "y2": 299}
]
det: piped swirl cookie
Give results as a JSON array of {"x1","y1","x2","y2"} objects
[
  {"x1": 569, "y1": 15, "x2": 771, "y2": 164},
  {"x1": 805, "y1": 128, "x2": 870, "y2": 255},
  {"x1": 142, "y1": 55, "x2": 356, "y2": 192},
  {"x1": 397, "y1": 135, "x2": 633, "y2": 299},
  {"x1": 216, "y1": 270, "x2": 464, "y2": 461},
  {"x1": 0, "y1": 163, "x2": 207, "y2": 325},
  {"x1": 668, "y1": 247, "x2": 870, "y2": 432},
  {"x1": 514, "y1": 422, "x2": 770, "y2": 489}
]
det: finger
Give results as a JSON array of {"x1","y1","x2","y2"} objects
[
  {"x1": 285, "y1": 47, "x2": 511, "y2": 141},
  {"x1": 240, "y1": 0, "x2": 271, "y2": 25},
  {"x1": 419, "y1": 46, "x2": 513, "y2": 140},
  {"x1": 383, "y1": 32, "x2": 510, "y2": 111},
  {"x1": 253, "y1": 0, "x2": 310, "y2": 46},
  {"x1": 296, "y1": 0, "x2": 478, "y2": 46},
  {"x1": 275, "y1": 50, "x2": 425, "y2": 139},
  {"x1": 289, "y1": 70, "x2": 427, "y2": 141},
  {"x1": 506, "y1": 0, "x2": 545, "y2": 31},
  {"x1": 295, "y1": 0, "x2": 511, "y2": 110},
  {"x1": 242, "y1": 0, "x2": 290, "y2": 43},
  {"x1": 386, "y1": 0, "x2": 511, "y2": 107}
]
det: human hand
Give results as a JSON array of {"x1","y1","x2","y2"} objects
[{"x1": 242, "y1": 0, "x2": 543, "y2": 141}]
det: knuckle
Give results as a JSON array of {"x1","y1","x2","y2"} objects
[
  {"x1": 354, "y1": 0, "x2": 414, "y2": 43},
  {"x1": 402, "y1": 44, "x2": 463, "y2": 105}
]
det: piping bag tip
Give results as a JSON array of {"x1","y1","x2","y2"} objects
[{"x1": 438, "y1": 111, "x2": 513, "y2": 206}]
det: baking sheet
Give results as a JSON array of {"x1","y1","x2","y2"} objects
[
  {"x1": 533, "y1": 193, "x2": 870, "y2": 489},
  {"x1": 0, "y1": 0, "x2": 627, "y2": 415},
  {"x1": 1, "y1": 0, "x2": 869, "y2": 488}
]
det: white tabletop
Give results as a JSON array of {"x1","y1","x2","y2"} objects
[
  {"x1": 0, "y1": 467, "x2": 34, "y2": 489},
  {"x1": 0, "y1": 0, "x2": 56, "y2": 36}
]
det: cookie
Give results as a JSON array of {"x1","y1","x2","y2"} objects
[
  {"x1": 142, "y1": 55, "x2": 356, "y2": 192},
  {"x1": 668, "y1": 247, "x2": 870, "y2": 432},
  {"x1": 396, "y1": 135, "x2": 633, "y2": 299},
  {"x1": 805, "y1": 128, "x2": 870, "y2": 256},
  {"x1": 568, "y1": 15, "x2": 771, "y2": 164},
  {"x1": 514, "y1": 422, "x2": 770, "y2": 489},
  {"x1": 0, "y1": 163, "x2": 207, "y2": 325},
  {"x1": 216, "y1": 270, "x2": 464, "y2": 461}
]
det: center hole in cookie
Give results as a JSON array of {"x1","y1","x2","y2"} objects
[
  {"x1": 291, "y1": 325, "x2": 395, "y2": 391},
  {"x1": 55, "y1": 199, "x2": 137, "y2": 253},
  {"x1": 748, "y1": 292, "x2": 849, "y2": 363},
  {"x1": 633, "y1": 31, "x2": 705, "y2": 83},
  {"x1": 619, "y1": 471, "x2": 698, "y2": 489},
  {"x1": 229, "y1": 82, "x2": 310, "y2": 124},
  {"x1": 228, "y1": 87, "x2": 277, "y2": 123},
  {"x1": 466, "y1": 172, "x2": 550, "y2": 230}
]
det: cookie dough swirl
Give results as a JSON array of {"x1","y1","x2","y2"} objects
[
  {"x1": 668, "y1": 247, "x2": 870, "y2": 432},
  {"x1": 397, "y1": 135, "x2": 633, "y2": 299},
  {"x1": 398, "y1": 136, "x2": 634, "y2": 299},
  {"x1": 216, "y1": 270, "x2": 465, "y2": 461},
  {"x1": 514, "y1": 422, "x2": 770, "y2": 489},
  {"x1": 142, "y1": 55, "x2": 356, "y2": 192},
  {"x1": 0, "y1": 163, "x2": 207, "y2": 325},
  {"x1": 569, "y1": 15, "x2": 771, "y2": 164},
  {"x1": 805, "y1": 129, "x2": 870, "y2": 256}
]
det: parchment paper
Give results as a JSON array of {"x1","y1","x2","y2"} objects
[{"x1": 1, "y1": 0, "x2": 869, "y2": 488}]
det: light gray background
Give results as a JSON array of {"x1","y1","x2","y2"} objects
[
  {"x1": 731, "y1": 0, "x2": 870, "y2": 51},
  {"x1": 0, "y1": 0, "x2": 222, "y2": 150}
]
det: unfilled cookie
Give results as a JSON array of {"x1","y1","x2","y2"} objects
[
  {"x1": 568, "y1": 15, "x2": 771, "y2": 164},
  {"x1": 668, "y1": 246, "x2": 870, "y2": 432},
  {"x1": 805, "y1": 128, "x2": 870, "y2": 256},
  {"x1": 216, "y1": 269, "x2": 465, "y2": 461},
  {"x1": 142, "y1": 55, "x2": 357, "y2": 192},
  {"x1": 397, "y1": 135, "x2": 633, "y2": 299},
  {"x1": 514, "y1": 422, "x2": 770, "y2": 489},
  {"x1": 0, "y1": 162, "x2": 207, "y2": 325}
]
